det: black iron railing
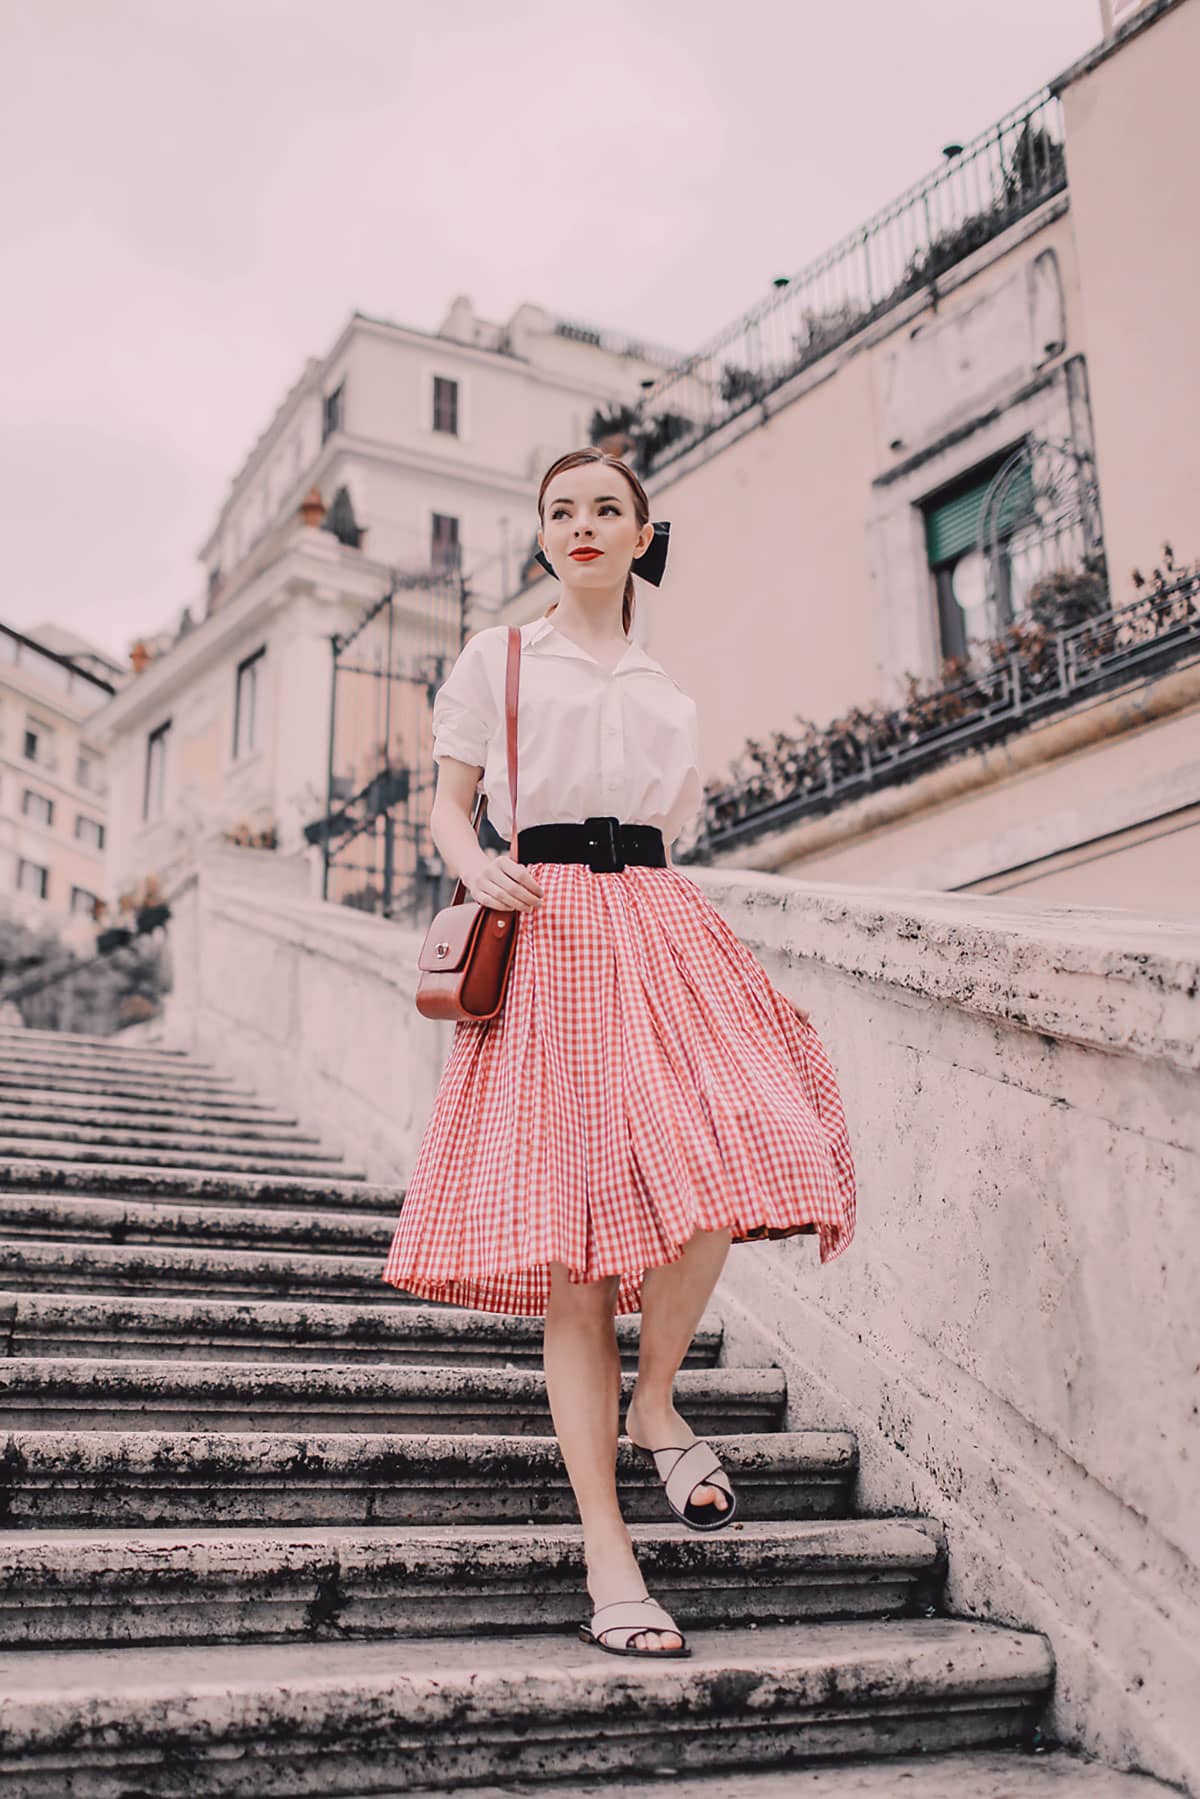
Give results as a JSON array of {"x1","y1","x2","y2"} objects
[
  {"x1": 633, "y1": 89, "x2": 1067, "y2": 478},
  {"x1": 305, "y1": 566, "x2": 468, "y2": 925},
  {"x1": 0, "y1": 903, "x2": 171, "y2": 1034},
  {"x1": 688, "y1": 564, "x2": 1200, "y2": 856}
]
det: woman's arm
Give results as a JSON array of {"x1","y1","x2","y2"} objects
[{"x1": 430, "y1": 758, "x2": 543, "y2": 912}]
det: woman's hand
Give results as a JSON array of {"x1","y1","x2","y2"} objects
[{"x1": 465, "y1": 850, "x2": 545, "y2": 913}]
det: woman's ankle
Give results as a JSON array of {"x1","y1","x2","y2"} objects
[
  {"x1": 626, "y1": 1380, "x2": 678, "y2": 1432},
  {"x1": 581, "y1": 1509, "x2": 631, "y2": 1552}
]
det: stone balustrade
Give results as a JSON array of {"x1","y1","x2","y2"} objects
[{"x1": 159, "y1": 852, "x2": 1199, "y2": 1792}]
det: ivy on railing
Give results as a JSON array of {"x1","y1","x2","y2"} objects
[{"x1": 685, "y1": 550, "x2": 1199, "y2": 855}]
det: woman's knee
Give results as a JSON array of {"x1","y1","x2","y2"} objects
[{"x1": 546, "y1": 1262, "x2": 620, "y2": 1318}]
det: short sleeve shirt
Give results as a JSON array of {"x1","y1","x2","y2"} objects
[{"x1": 431, "y1": 614, "x2": 703, "y2": 848}]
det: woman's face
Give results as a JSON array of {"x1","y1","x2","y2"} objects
[{"x1": 538, "y1": 464, "x2": 653, "y2": 583}]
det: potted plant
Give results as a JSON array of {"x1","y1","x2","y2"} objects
[
  {"x1": 130, "y1": 873, "x2": 169, "y2": 934},
  {"x1": 588, "y1": 403, "x2": 638, "y2": 457}
]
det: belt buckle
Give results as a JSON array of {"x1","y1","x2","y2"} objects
[{"x1": 584, "y1": 814, "x2": 625, "y2": 873}]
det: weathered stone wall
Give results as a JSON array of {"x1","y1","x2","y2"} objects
[
  {"x1": 685, "y1": 866, "x2": 1199, "y2": 1792},
  {"x1": 161, "y1": 865, "x2": 452, "y2": 1187},
  {"x1": 160, "y1": 857, "x2": 1199, "y2": 1790}
]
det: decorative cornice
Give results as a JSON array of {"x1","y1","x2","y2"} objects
[{"x1": 86, "y1": 533, "x2": 391, "y2": 742}]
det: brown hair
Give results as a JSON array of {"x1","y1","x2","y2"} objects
[{"x1": 536, "y1": 447, "x2": 650, "y2": 637}]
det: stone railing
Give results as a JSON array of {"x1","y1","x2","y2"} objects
[
  {"x1": 686, "y1": 865, "x2": 1198, "y2": 1792},
  {"x1": 161, "y1": 859, "x2": 453, "y2": 1188},
  {"x1": 160, "y1": 854, "x2": 1199, "y2": 1791}
]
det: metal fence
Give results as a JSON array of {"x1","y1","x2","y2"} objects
[
  {"x1": 633, "y1": 88, "x2": 1067, "y2": 478},
  {"x1": 690, "y1": 564, "x2": 1200, "y2": 854},
  {"x1": 304, "y1": 567, "x2": 469, "y2": 925}
]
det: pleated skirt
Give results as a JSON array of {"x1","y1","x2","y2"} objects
[{"x1": 382, "y1": 862, "x2": 856, "y2": 1317}]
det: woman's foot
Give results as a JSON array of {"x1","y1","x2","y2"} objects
[
  {"x1": 625, "y1": 1390, "x2": 731, "y2": 1518},
  {"x1": 583, "y1": 1518, "x2": 683, "y2": 1653}
]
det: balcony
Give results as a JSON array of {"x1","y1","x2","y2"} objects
[
  {"x1": 634, "y1": 89, "x2": 1068, "y2": 477},
  {"x1": 690, "y1": 559, "x2": 1200, "y2": 854}
]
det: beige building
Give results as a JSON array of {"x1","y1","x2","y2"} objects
[
  {"x1": 199, "y1": 296, "x2": 682, "y2": 622},
  {"x1": 99, "y1": 3, "x2": 1200, "y2": 925},
  {"x1": 95, "y1": 296, "x2": 687, "y2": 910},
  {"x1": 1063, "y1": 0, "x2": 1198, "y2": 593},
  {"x1": 0, "y1": 622, "x2": 123, "y2": 950},
  {"x1": 499, "y1": 0, "x2": 1199, "y2": 919}
]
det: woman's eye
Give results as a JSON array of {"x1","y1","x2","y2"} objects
[{"x1": 550, "y1": 504, "x2": 619, "y2": 519}]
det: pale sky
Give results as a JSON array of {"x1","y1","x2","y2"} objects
[{"x1": 0, "y1": 0, "x2": 1100, "y2": 664}]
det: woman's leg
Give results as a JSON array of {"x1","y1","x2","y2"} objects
[
  {"x1": 543, "y1": 1260, "x2": 682, "y2": 1652},
  {"x1": 625, "y1": 1225, "x2": 735, "y2": 1516}
]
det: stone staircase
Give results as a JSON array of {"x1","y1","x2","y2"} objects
[{"x1": 0, "y1": 1025, "x2": 1171, "y2": 1796}]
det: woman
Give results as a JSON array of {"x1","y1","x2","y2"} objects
[{"x1": 383, "y1": 448, "x2": 856, "y2": 1659}]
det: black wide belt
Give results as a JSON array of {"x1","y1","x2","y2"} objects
[{"x1": 515, "y1": 817, "x2": 666, "y2": 872}]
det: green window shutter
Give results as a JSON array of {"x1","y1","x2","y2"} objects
[
  {"x1": 925, "y1": 456, "x2": 1037, "y2": 568},
  {"x1": 925, "y1": 475, "x2": 992, "y2": 567}
]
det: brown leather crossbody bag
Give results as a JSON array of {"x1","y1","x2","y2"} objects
[{"x1": 415, "y1": 626, "x2": 522, "y2": 1022}]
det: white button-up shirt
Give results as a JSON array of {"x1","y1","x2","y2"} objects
[{"x1": 431, "y1": 614, "x2": 704, "y2": 848}]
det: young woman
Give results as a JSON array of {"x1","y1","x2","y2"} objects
[{"x1": 384, "y1": 447, "x2": 856, "y2": 1659}]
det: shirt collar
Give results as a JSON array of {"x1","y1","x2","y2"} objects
[{"x1": 523, "y1": 613, "x2": 664, "y2": 675}]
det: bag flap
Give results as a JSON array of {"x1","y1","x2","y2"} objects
[{"x1": 417, "y1": 901, "x2": 484, "y2": 973}]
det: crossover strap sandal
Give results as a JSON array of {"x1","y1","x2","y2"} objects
[
  {"x1": 629, "y1": 1436, "x2": 739, "y2": 1532},
  {"x1": 579, "y1": 1595, "x2": 692, "y2": 1658}
]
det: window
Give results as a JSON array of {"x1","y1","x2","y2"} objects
[
  {"x1": 432, "y1": 375, "x2": 459, "y2": 435},
  {"x1": 17, "y1": 858, "x2": 48, "y2": 900},
  {"x1": 431, "y1": 513, "x2": 461, "y2": 572},
  {"x1": 23, "y1": 717, "x2": 55, "y2": 768},
  {"x1": 21, "y1": 789, "x2": 54, "y2": 828},
  {"x1": 233, "y1": 646, "x2": 265, "y2": 759},
  {"x1": 144, "y1": 720, "x2": 171, "y2": 821},
  {"x1": 75, "y1": 814, "x2": 105, "y2": 850},
  {"x1": 923, "y1": 451, "x2": 1034, "y2": 661},
  {"x1": 76, "y1": 749, "x2": 105, "y2": 794},
  {"x1": 71, "y1": 885, "x2": 100, "y2": 917},
  {"x1": 322, "y1": 381, "x2": 345, "y2": 443}
]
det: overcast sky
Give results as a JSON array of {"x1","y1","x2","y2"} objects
[{"x1": 0, "y1": 0, "x2": 1100, "y2": 663}]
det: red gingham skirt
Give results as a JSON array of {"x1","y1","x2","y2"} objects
[{"x1": 383, "y1": 862, "x2": 856, "y2": 1317}]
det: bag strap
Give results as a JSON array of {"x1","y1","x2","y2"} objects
[{"x1": 450, "y1": 625, "x2": 521, "y2": 906}]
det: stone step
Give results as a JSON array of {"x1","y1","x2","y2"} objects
[
  {"x1": 0, "y1": 1046, "x2": 242, "y2": 1091},
  {"x1": 0, "y1": 1117, "x2": 343, "y2": 1163},
  {"x1": 434, "y1": 1751, "x2": 1181, "y2": 1798},
  {"x1": 0, "y1": 1619, "x2": 1054, "y2": 1794},
  {"x1": 0, "y1": 1158, "x2": 396, "y2": 1210},
  {"x1": 0, "y1": 1429, "x2": 856, "y2": 1527},
  {"x1": 0, "y1": 1517, "x2": 943, "y2": 1649},
  {"x1": 1, "y1": 1082, "x2": 292, "y2": 1123},
  {"x1": 0, "y1": 1026, "x2": 206, "y2": 1067},
  {"x1": 0, "y1": 1292, "x2": 722, "y2": 1370},
  {"x1": 0, "y1": 1357, "x2": 781, "y2": 1436},
  {"x1": 0, "y1": 1066, "x2": 261, "y2": 1105},
  {"x1": 0, "y1": 1136, "x2": 367, "y2": 1179},
  {"x1": 0, "y1": 1192, "x2": 396, "y2": 1255},
  {"x1": 0, "y1": 1096, "x2": 318, "y2": 1141},
  {"x1": 0, "y1": 1238, "x2": 392, "y2": 1304}
]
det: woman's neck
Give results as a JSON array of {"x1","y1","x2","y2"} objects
[{"x1": 547, "y1": 597, "x2": 628, "y2": 643}]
